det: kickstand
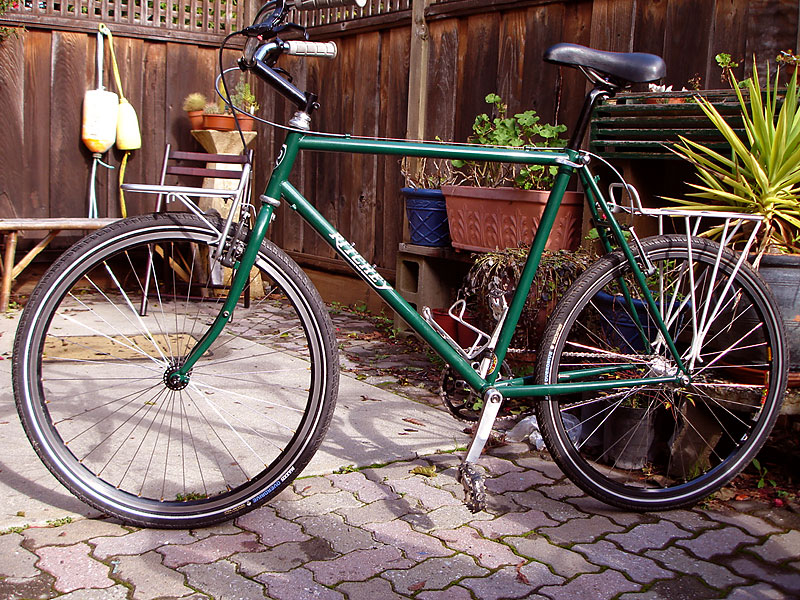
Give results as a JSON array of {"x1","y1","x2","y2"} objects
[{"x1": 458, "y1": 389, "x2": 503, "y2": 512}]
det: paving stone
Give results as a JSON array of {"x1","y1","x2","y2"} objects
[
  {"x1": 507, "y1": 535, "x2": 601, "y2": 579},
  {"x1": 538, "y1": 481, "x2": 583, "y2": 501},
  {"x1": 724, "y1": 583, "x2": 790, "y2": 599},
  {"x1": 471, "y1": 509, "x2": 558, "y2": 539},
  {"x1": 361, "y1": 460, "x2": 425, "y2": 484},
  {"x1": 111, "y1": 550, "x2": 195, "y2": 600},
  {"x1": 505, "y1": 489, "x2": 586, "y2": 523},
  {"x1": 187, "y1": 522, "x2": 243, "y2": 539},
  {"x1": 0, "y1": 572, "x2": 56, "y2": 600},
  {"x1": 327, "y1": 471, "x2": 399, "y2": 503},
  {"x1": 296, "y1": 513, "x2": 378, "y2": 554},
  {"x1": 158, "y1": 532, "x2": 260, "y2": 568},
  {"x1": 236, "y1": 506, "x2": 310, "y2": 547},
  {"x1": 606, "y1": 521, "x2": 693, "y2": 553},
  {"x1": 382, "y1": 554, "x2": 487, "y2": 594},
  {"x1": 386, "y1": 476, "x2": 462, "y2": 511},
  {"x1": 36, "y1": 543, "x2": 114, "y2": 593},
  {"x1": 434, "y1": 527, "x2": 520, "y2": 569},
  {"x1": 53, "y1": 585, "x2": 130, "y2": 600},
  {"x1": 652, "y1": 509, "x2": 714, "y2": 533},
  {"x1": 644, "y1": 546, "x2": 745, "y2": 589},
  {"x1": 23, "y1": 519, "x2": 128, "y2": 549},
  {"x1": 572, "y1": 540, "x2": 674, "y2": 584},
  {"x1": 337, "y1": 576, "x2": 407, "y2": 600},
  {"x1": 485, "y1": 469, "x2": 553, "y2": 494},
  {"x1": 180, "y1": 559, "x2": 268, "y2": 600},
  {"x1": 460, "y1": 563, "x2": 560, "y2": 600},
  {"x1": 750, "y1": 506, "x2": 800, "y2": 532},
  {"x1": 257, "y1": 566, "x2": 344, "y2": 600},
  {"x1": 365, "y1": 520, "x2": 452, "y2": 561},
  {"x1": 272, "y1": 490, "x2": 363, "y2": 520},
  {"x1": 617, "y1": 575, "x2": 720, "y2": 600},
  {"x1": 726, "y1": 556, "x2": 800, "y2": 593},
  {"x1": 293, "y1": 476, "x2": 337, "y2": 495},
  {"x1": 337, "y1": 498, "x2": 416, "y2": 527},
  {"x1": 565, "y1": 496, "x2": 650, "y2": 528},
  {"x1": 416, "y1": 586, "x2": 474, "y2": 600},
  {"x1": 305, "y1": 545, "x2": 412, "y2": 586},
  {"x1": 699, "y1": 509, "x2": 783, "y2": 538},
  {"x1": 402, "y1": 503, "x2": 493, "y2": 532},
  {"x1": 513, "y1": 455, "x2": 566, "y2": 480},
  {"x1": 539, "y1": 515, "x2": 624, "y2": 544},
  {"x1": 0, "y1": 532, "x2": 40, "y2": 578},
  {"x1": 234, "y1": 539, "x2": 338, "y2": 576},
  {"x1": 744, "y1": 529, "x2": 800, "y2": 564},
  {"x1": 479, "y1": 455, "x2": 525, "y2": 476},
  {"x1": 538, "y1": 569, "x2": 640, "y2": 599},
  {"x1": 91, "y1": 529, "x2": 196, "y2": 559},
  {"x1": 675, "y1": 526, "x2": 757, "y2": 560}
]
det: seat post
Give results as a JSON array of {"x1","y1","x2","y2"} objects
[{"x1": 568, "y1": 86, "x2": 613, "y2": 151}]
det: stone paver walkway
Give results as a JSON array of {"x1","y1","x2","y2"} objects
[
  {"x1": 2, "y1": 447, "x2": 799, "y2": 599},
  {"x1": 1, "y1": 306, "x2": 799, "y2": 599}
]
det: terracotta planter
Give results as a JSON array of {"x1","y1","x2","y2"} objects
[
  {"x1": 203, "y1": 113, "x2": 236, "y2": 131},
  {"x1": 442, "y1": 186, "x2": 583, "y2": 252},
  {"x1": 187, "y1": 110, "x2": 204, "y2": 130},
  {"x1": 237, "y1": 115, "x2": 255, "y2": 131}
]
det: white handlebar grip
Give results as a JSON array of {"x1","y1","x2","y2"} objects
[
  {"x1": 295, "y1": 0, "x2": 366, "y2": 9},
  {"x1": 285, "y1": 40, "x2": 338, "y2": 59}
]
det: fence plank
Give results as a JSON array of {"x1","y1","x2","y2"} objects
[
  {"x1": 23, "y1": 29, "x2": 53, "y2": 219},
  {"x1": 50, "y1": 31, "x2": 91, "y2": 220},
  {"x1": 376, "y1": 25, "x2": 409, "y2": 271},
  {"x1": 0, "y1": 32, "x2": 25, "y2": 219},
  {"x1": 454, "y1": 12, "x2": 499, "y2": 143}
]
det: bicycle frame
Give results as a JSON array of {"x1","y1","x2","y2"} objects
[{"x1": 172, "y1": 128, "x2": 684, "y2": 399}]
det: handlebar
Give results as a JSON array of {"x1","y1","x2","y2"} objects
[{"x1": 235, "y1": 0, "x2": 359, "y2": 119}]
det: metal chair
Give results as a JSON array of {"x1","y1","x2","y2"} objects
[{"x1": 122, "y1": 144, "x2": 254, "y2": 314}]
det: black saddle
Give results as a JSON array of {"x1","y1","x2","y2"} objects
[{"x1": 544, "y1": 43, "x2": 666, "y2": 87}]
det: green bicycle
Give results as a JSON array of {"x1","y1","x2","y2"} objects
[{"x1": 13, "y1": 0, "x2": 788, "y2": 528}]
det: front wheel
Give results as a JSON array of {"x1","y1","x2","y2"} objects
[
  {"x1": 535, "y1": 235, "x2": 787, "y2": 511},
  {"x1": 13, "y1": 213, "x2": 338, "y2": 528}
]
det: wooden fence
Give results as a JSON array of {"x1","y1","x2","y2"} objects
[{"x1": 0, "y1": 0, "x2": 798, "y2": 280}]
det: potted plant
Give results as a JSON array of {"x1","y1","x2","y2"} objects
[
  {"x1": 202, "y1": 101, "x2": 234, "y2": 131},
  {"x1": 400, "y1": 156, "x2": 457, "y2": 247},
  {"x1": 182, "y1": 92, "x2": 207, "y2": 130},
  {"x1": 201, "y1": 76, "x2": 260, "y2": 132},
  {"x1": 229, "y1": 76, "x2": 259, "y2": 131},
  {"x1": 442, "y1": 93, "x2": 583, "y2": 252},
  {"x1": 462, "y1": 246, "x2": 591, "y2": 358},
  {"x1": 671, "y1": 55, "x2": 800, "y2": 375}
]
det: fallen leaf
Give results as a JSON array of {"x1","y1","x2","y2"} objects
[
  {"x1": 408, "y1": 581, "x2": 426, "y2": 592},
  {"x1": 515, "y1": 562, "x2": 529, "y2": 585},
  {"x1": 403, "y1": 417, "x2": 426, "y2": 427},
  {"x1": 411, "y1": 465, "x2": 437, "y2": 477}
]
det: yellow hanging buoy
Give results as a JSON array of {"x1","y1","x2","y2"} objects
[{"x1": 99, "y1": 24, "x2": 141, "y2": 151}]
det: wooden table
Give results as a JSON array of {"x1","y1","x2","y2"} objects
[{"x1": 0, "y1": 218, "x2": 118, "y2": 311}]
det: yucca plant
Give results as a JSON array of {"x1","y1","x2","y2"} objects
[{"x1": 672, "y1": 60, "x2": 800, "y2": 256}]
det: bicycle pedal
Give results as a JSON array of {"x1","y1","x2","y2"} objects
[{"x1": 458, "y1": 462, "x2": 486, "y2": 513}]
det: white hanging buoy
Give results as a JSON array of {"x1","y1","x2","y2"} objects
[{"x1": 82, "y1": 31, "x2": 118, "y2": 154}]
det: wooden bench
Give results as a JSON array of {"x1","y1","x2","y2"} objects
[{"x1": 0, "y1": 218, "x2": 118, "y2": 311}]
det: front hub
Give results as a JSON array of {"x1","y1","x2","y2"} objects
[{"x1": 164, "y1": 363, "x2": 191, "y2": 391}]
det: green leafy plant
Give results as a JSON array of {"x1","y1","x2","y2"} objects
[
  {"x1": 671, "y1": 59, "x2": 800, "y2": 255},
  {"x1": 231, "y1": 75, "x2": 259, "y2": 114},
  {"x1": 452, "y1": 93, "x2": 568, "y2": 190},
  {"x1": 752, "y1": 458, "x2": 776, "y2": 489}
]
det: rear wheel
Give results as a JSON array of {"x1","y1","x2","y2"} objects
[
  {"x1": 13, "y1": 213, "x2": 338, "y2": 528},
  {"x1": 535, "y1": 235, "x2": 787, "y2": 510}
]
